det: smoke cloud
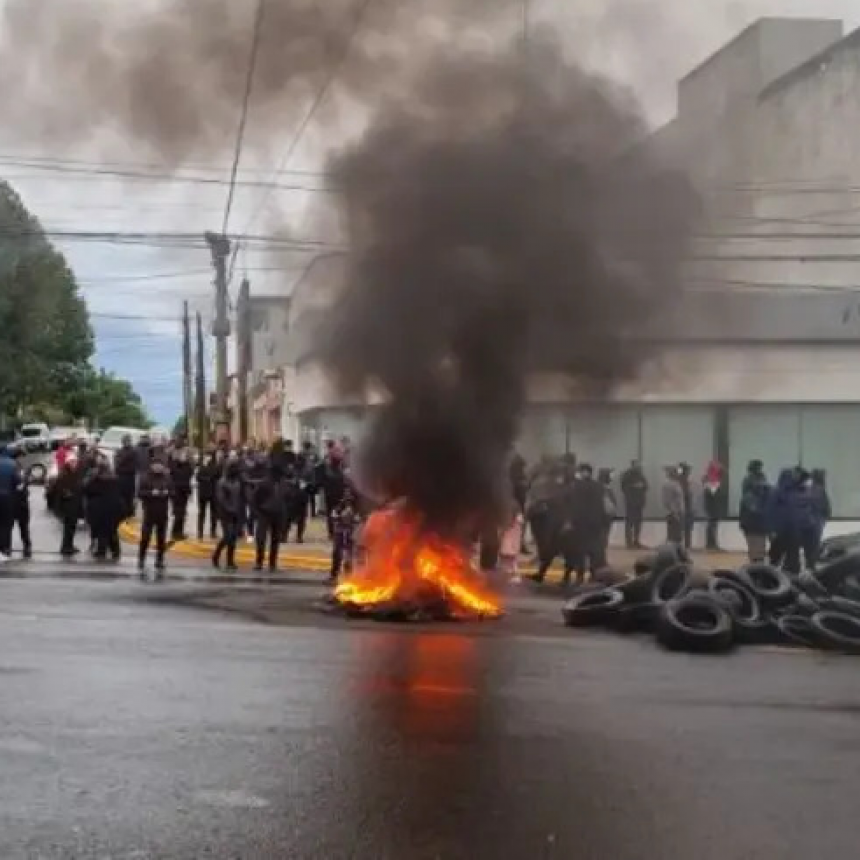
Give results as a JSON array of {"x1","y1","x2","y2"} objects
[{"x1": 323, "y1": 36, "x2": 699, "y2": 534}]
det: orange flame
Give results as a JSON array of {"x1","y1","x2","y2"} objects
[{"x1": 334, "y1": 507, "x2": 503, "y2": 619}]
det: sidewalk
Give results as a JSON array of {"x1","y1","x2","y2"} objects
[{"x1": 117, "y1": 516, "x2": 749, "y2": 580}]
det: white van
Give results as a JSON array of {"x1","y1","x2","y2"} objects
[{"x1": 98, "y1": 427, "x2": 147, "y2": 462}]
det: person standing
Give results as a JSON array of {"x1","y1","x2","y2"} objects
[
  {"x1": 319, "y1": 450, "x2": 347, "y2": 539},
  {"x1": 12, "y1": 448, "x2": 32, "y2": 559},
  {"x1": 300, "y1": 441, "x2": 320, "y2": 518},
  {"x1": 597, "y1": 468, "x2": 618, "y2": 564},
  {"x1": 677, "y1": 462, "x2": 694, "y2": 550},
  {"x1": 739, "y1": 460, "x2": 770, "y2": 562},
  {"x1": 526, "y1": 457, "x2": 563, "y2": 582},
  {"x1": 329, "y1": 486, "x2": 360, "y2": 583},
  {"x1": 662, "y1": 466, "x2": 685, "y2": 546},
  {"x1": 241, "y1": 450, "x2": 268, "y2": 544},
  {"x1": 0, "y1": 445, "x2": 20, "y2": 562},
  {"x1": 805, "y1": 468, "x2": 831, "y2": 570},
  {"x1": 767, "y1": 468, "x2": 805, "y2": 574},
  {"x1": 196, "y1": 447, "x2": 220, "y2": 540},
  {"x1": 252, "y1": 463, "x2": 287, "y2": 572},
  {"x1": 114, "y1": 434, "x2": 138, "y2": 520},
  {"x1": 620, "y1": 460, "x2": 648, "y2": 549},
  {"x1": 168, "y1": 446, "x2": 194, "y2": 541},
  {"x1": 282, "y1": 466, "x2": 307, "y2": 544},
  {"x1": 567, "y1": 464, "x2": 608, "y2": 584},
  {"x1": 85, "y1": 458, "x2": 122, "y2": 561},
  {"x1": 137, "y1": 460, "x2": 173, "y2": 576},
  {"x1": 213, "y1": 461, "x2": 243, "y2": 571},
  {"x1": 55, "y1": 457, "x2": 84, "y2": 558},
  {"x1": 702, "y1": 460, "x2": 725, "y2": 551}
]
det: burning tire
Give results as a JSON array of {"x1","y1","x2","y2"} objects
[
  {"x1": 562, "y1": 588, "x2": 625, "y2": 628},
  {"x1": 656, "y1": 594, "x2": 734, "y2": 654},
  {"x1": 809, "y1": 611, "x2": 860, "y2": 654},
  {"x1": 736, "y1": 564, "x2": 794, "y2": 611}
]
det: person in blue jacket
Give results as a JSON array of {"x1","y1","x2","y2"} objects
[
  {"x1": 767, "y1": 467, "x2": 805, "y2": 574},
  {"x1": 804, "y1": 469, "x2": 831, "y2": 569},
  {"x1": 0, "y1": 445, "x2": 20, "y2": 562}
]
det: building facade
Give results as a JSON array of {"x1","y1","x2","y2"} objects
[{"x1": 282, "y1": 17, "x2": 860, "y2": 543}]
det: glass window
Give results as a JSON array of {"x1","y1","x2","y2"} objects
[
  {"x1": 566, "y1": 406, "x2": 639, "y2": 472},
  {"x1": 727, "y1": 407, "x2": 800, "y2": 516},
  {"x1": 518, "y1": 407, "x2": 567, "y2": 462},
  {"x1": 800, "y1": 406, "x2": 860, "y2": 517},
  {"x1": 640, "y1": 407, "x2": 716, "y2": 517}
]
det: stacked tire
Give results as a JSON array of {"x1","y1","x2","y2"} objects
[{"x1": 561, "y1": 545, "x2": 860, "y2": 655}]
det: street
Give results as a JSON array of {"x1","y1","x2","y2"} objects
[{"x1": 1, "y1": 574, "x2": 858, "y2": 859}]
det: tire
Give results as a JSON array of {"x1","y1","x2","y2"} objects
[
  {"x1": 815, "y1": 551, "x2": 860, "y2": 592},
  {"x1": 651, "y1": 563, "x2": 694, "y2": 605},
  {"x1": 706, "y1": 575, "x2": 760, "y2": 623},
  {"x1": 795, "y1": 570, "x2": 829, "y2": 601},
  {"x1": 633, "y1": 552, "x2": 657, "y2": 576},
  {"x1": 656, "y1": 594, "x2": 735, "y2": 654},
  {"x1": 791, "y1": 592, "x2": 823, "y2": 618},
  {"x1": 818, "y1": 532, "x2": 860, "y2": 564},
  {"x1": 562, "y1": 588, "x2": 625, "y2": 628},
  {"x1": 27, "y1": 462, "x2": 47, "y2": 485},
  {"x1": 651, "y1": 543, "x2": 690, "y2": 576},
  {"x1": 736, "y1": 563, "x2": 794, "y2": 610},
  {"x1": 776, "y1": 615, "x2": 820, "y2": 649},
  {"x1": 840, "y1": 573, "x2": 860, "y2": 603},
  {"x1": 809, "y1": 611, "x2": 860, "y2": 655},
  {"x1": 612, "y1": 602, "x2": 658, "y2": 634},
  {"x1": 617, "y1": 571, "x2": 656, "y2": 605},
  {"x1": 818, "y1": 596, "x2": 860, "y2": 620},
  {"x1": 734, "y1": 615, "x2": 780, "y2": 646}
]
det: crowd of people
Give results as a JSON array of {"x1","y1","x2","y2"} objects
[
  {"x1": 0, "y1": 433, "x2": 835, "y2": 582},
  {"x1": 511, "y1": 454, "x2": 833, "y2": 584},
  {"x1": 0, "y1": 434, "x2": 357, "y2": 577}
]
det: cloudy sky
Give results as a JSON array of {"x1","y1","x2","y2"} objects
[{"x1": 1, "y1": 0, "x2": 858, "y2": 426}]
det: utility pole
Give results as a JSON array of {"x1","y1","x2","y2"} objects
[
  {"x1": 205, "y1": 231, "x2": 232, "y2": 441},
  {"x1": 194, "y1": 312, "x2": 208, "y2": 449},
  {"x1": 181, "y1": 301, "x2": 192, "y2": 441},
  {"x1": 236, "y1": 277, "x2": 251, "y2": 444}
]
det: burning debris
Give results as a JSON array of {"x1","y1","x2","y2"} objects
[
  {"x1": 323, "y1": 37, "x2": 699, "y2": 618},
  {"x1": 332, "y1": 504, "x2": 502, "y2": 621}
]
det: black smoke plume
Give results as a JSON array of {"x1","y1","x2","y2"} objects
[{"x1": 323, "y1": 36, "x2": 699, "y2": 535}]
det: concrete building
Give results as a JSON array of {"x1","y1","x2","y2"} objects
[{"x1": 286, "y1": 17, "x2": 860, "y2": 542}]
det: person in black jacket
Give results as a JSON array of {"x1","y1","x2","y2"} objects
[
  {"x1": 318, "y1": 453, "x2": 347, "y2": 539},
  {"x1": 12, "y1": 449, "x2": 31, "y2": 559},
  {"x1": 213, "y1": 461, "x2": 243, "y2": 570},
  {"x1": 137, "y1": 460, "x2": 173, "y2": 576},
  {"x1": 739, "y1": 460, "x2": 770, "y2": 562},
  {"x1": 620, "y1": 460, "x2": 648, "y2": 549},
  {"x1": 252, "y1": 463, "x2": 287, "y2": 571},
  {"x1": 282, "y1": 466, "x2": 308, "y2": 544},
  {"x1": 55, "y1": 458, "x2": 84, "y2": 558},
  {"x1": 241, "y1": 451, "x2": 268, "y2": 542},
  {"x1": 85, "y1": 458, "x2": 122, "y2": 560},
  {"x1": 168, "y1": 446, "x2": 194, "y2": 541},
  {"x1": 114, "y1": 435, "x2": 138, "y2": 519},
  {"x1": 567, "y1": 464, "x2": 608, "y2": 584},
  {"x1": 196, "y1": 448, "x2": 220, "y2": 540}
]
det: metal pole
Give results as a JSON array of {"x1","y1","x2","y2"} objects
[
  {"x1": 182, "y1": 300, "x2": 192, "y2": 440},
  {"x1": 237, "y1": 277, "x2": 251, "y2": 444},
  {"x1": 205, "y1": 231, "x2": 232, "y2": 440},
  {"x1": 195, "y1": 312, "x2": 208, "y2": 448}
]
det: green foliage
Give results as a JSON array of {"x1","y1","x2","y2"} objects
[{"x1": 0, "y1": 179, "x2": 148, "y2": 428}]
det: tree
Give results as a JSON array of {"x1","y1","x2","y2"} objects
[
  {"x1": 0, "y1": 178, "x2": 149, "y2": 428},
  {"x1": 59, "y1": 366, "x2": 151, "y2": 429}
]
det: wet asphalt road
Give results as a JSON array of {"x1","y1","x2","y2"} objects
[{"x1": 1, "y1": 575, "x2": 859, "y2": 860}]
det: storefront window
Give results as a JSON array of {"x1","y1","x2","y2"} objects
[{"x1": 800, "y1": 405, "x2": 860, "y2": 518}]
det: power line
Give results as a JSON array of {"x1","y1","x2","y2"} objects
[
  {"x1": 244, "y1": 0, "x2": 376, "y2": 233},
  {"x1": 223, "y1": 0, "x2": 267, "y2": 235}
]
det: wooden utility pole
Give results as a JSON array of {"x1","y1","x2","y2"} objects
[
  {"x1": 205, "y1": 231, "x2": 231, "y2": 440},
  {"x1": 194, "y1": 311, "x2": 208, "y2": 449},
  {"x1": 236, "y1": 277, "x2": 251, "y2": 444},
  {"x1": 181, "y1": 301, "x2": 192, "y2": 441}
]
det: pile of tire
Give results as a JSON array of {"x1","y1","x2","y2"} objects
[{"x1": 561, "y1": 543, "x2": 860, "y2": 655}]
